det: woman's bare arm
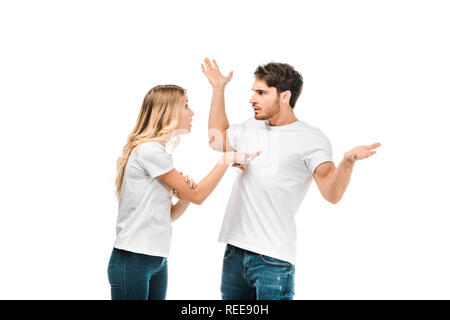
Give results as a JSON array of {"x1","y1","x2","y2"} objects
[
  {"x1": 170, "y1": 195, "x2": 190, "y2": 222},
  {"x1": 158, "y1": 151, "x2": 260, "y2": 205}
]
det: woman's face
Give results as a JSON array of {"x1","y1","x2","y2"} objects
[{"x1": 175, "y1": 95, "x2": 194, "y2": 135}]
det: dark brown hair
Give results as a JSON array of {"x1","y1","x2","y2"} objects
[{"x1": 254, "y1": 62, "x2": 303, "y2": 108}]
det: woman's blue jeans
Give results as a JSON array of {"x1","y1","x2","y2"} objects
[
  {"x1": 107, "y1": 248, "x2": 168, "y2": 300},
  {"x1": 221, "y1": 244, "x2": 295, "y2": 300}
]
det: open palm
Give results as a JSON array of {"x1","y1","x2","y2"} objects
[
  {"x1": 344, "y1": 142, "x2": 381, "y2": 162},
  {"x1": 201, "y1": 58, "x2": 233, "y2": 87}
]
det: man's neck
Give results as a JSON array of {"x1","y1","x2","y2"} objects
[{"x1": 267, "y1": 108, "x2": 298, "y2": 126}]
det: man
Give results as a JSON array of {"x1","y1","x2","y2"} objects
[{"x1": 201, "y1": 58, "x2": 381, "y2": 300}]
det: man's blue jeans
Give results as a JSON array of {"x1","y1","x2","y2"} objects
[
  {"x1": 221, "y1": 244, "x2": 295, "y2": 300},
  {"x1": 107, "y1": 248, "x2": 168, "y2": 300}
]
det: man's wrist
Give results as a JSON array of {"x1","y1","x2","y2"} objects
[
  {"x1": 212, "y1": 85, "x2": 226, "y2": 92},
  {"x1": 343, "y1": 156, "x2": 355, "y2": 166}
]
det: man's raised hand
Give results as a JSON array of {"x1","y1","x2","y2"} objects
[{"x1": 201, "y1": 58, "x2": 233, "y2": 88}]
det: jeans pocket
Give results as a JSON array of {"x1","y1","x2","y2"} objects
[
  {"x1": 223, "y1": 245, "x2": 235, "y2": 260},
  {"x1": 284, "y1": 264, "x2": 295, "y2": 299},
  {"x1": 158, "y1": 257, "x2": 167, "y2": 269},
  {"x1": 259, "y1": 254, "x2": 290, "y2": 267}
]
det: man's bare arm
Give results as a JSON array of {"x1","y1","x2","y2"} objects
[
  {"x1": 201, "y1": 58, "x2": 235, "y2": 152},
  {"x1": 313, "y1": 142, "x2": 381, "y2": 204}
]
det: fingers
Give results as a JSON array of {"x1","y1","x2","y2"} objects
[
  {"x1": 370, "y1": 142, "x2": 381, "y2": 149},
  {"x1": 367, "y1": 142, "x2": 381, "y2": 150},
  {"x1": 356, "y1": 150, "x2": 377, "y2": 160},
  {"x1": 228, "y1": 150, "x2": 262, "y2": 170},
  {"x1": 201, "y1": 64, "x2": 206, "y2": 74},
  {"x1": 232, "y1": 163, "x2": 245, "y2": 171},
  {"x1": 181, "y1": 173, "x2": 197, "y2": 189},
  {"x1": 204, "y1": 57, "x2": 214, "y2": 71},
  {"x1": 212, "y1": 59, "x2": 219, "y2": 71},
  {"x1": 227, "y1": 71, "x2": 233, "y2": 80},
  {"x1": 246, "y1": 151, "x2": 262, "y2": 160},
  {"x1": 363, "y1": 150, "x2": 377, "y2": 157}
]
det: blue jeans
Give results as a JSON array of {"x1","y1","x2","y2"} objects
[
  {"x1": 221, "y1": 244, "x2": 295, "y2": 300},
  {"x1": 107, "y1": 248, "x2": 168, "y2": 300}
]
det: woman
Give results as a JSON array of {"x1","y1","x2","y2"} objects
[{"x1": 107, "y1": 84, "x2": 260, "y2": 300}]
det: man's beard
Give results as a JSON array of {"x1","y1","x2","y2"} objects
[{"x1": 254, "y1": 97, "x2": 280, "y2": 120}]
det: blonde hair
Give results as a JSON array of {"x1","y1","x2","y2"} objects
[{"x1": 115, "y1": 84, "x2": 186, "y2": 199}]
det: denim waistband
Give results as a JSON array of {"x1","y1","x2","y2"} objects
[{"x1": 228, "y1": 244, "x2": 260, "y2": 256}]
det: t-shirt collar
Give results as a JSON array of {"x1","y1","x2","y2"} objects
[{"x1": 264, "y1": 119, "x2": 301, "y2": 130}]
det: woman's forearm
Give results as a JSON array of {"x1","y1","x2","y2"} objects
[
  {"x1": 158, "y1": 155, "x2": 230, "y2": 205},
  {"x1": 158, "y1": 152, "x2": 259, "y2": 205},
  {"x1": 193, "y1": 158, "x2": 229, "y2": 205},
  {"x1": 171, "y1": 200, "x2": 190, "y2": 222}
]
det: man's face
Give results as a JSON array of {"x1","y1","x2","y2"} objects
[{"x1": 249, "y1": 78, "x2": 280, "y2": 120}]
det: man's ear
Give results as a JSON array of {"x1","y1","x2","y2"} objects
[{"x1": 280, "y1": 90, "x2": 291, "y2": 106}]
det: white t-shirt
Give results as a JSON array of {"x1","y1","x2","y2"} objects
[
  {"x1": 113, "y1": 142, "x2": 174, "y2": 257},
  {"x1": 219, "y1": 118, "x2": 334, "y2": 265}
]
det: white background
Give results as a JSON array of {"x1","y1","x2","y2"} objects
[{"x1": 1, "y1": 0, "x2": 449, "y2": 299}]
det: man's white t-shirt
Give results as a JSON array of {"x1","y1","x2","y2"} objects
[
  {"x1": 114, "y1": 142, "x2": 174, "y2": 257},
  {"x1": 219, "y1": 118, "x2": 334, "y2": 265}
]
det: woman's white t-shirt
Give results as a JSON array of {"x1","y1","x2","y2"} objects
[{"x1": 113, "y1": 142, "x2": 174, "y2": 257}]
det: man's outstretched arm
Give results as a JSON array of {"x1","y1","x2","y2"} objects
[
  {"x1": 313, "y1": 142, "x2": 381, "y2": 204},
  {"x1": 201, "y1": 58, "x2": 235, "y2": 152}
]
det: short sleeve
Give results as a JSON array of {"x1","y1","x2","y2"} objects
[
  {"x1": 226, "y1": 121, "x2": 246, "y2": 151},
  {"x1": 304, "y1": 129, "x2": 334, "y2": 175},
  {"x1": 136, "y1": 142, "x2": 174, "y2": 178}
]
